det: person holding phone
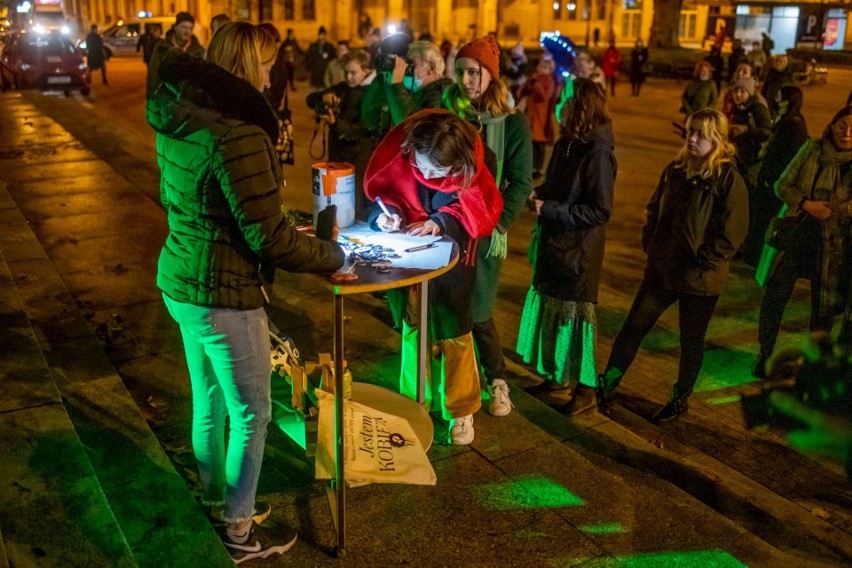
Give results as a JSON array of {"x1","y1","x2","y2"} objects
[
  {"x1": 147, "y1": 22, "x2": 344, "y2": 562},
  {"x1": 363, "y1": 110, "x2": 502, "y2": 445}
]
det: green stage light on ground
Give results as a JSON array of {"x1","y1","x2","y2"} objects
[
  {"x1": 706, "y1": 395, "x2": 742, "y2": 406},
  {"x1": 474, "y1": 476, "x2": 584, "y2": 510},
  {"x1": 581, "y1": 549, "x2": 748, "y2": 567},
  {"x1": 579, "y1": 522, "x2": 629, "y2": 535},
  {"x1": 694, "y1": 349, "x2": 758, "y2": 392}
]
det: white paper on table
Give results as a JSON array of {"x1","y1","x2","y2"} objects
[
  {"x1": 338, "y1": 224, "x2": 375, "y2": 240},
  {"x1": 391, "y1": 242, "x2": 453, "y2": 269},
  {"x1": 339, "y1": 227, "x2": 440, "y2": 252}
]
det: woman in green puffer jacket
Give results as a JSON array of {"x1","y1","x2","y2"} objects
[{"x1": 146, "y1": 22, "x2": 343, "y2": 563}]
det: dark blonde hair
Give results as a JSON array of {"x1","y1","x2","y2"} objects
[
  {"x1": 674, "y1": 108, "x2": 736, "y2": 178},
  {"x1": 402, "y1": 112, "x2": 479, "y2": 189},
  {"x1": 206, "y1": 22, "x2": 277, "y2": 90},
  {"x1": 339, "y1": 49, "x2": 371, "y2": 71},
  {"x1": 446, "y1": 59, "x2": 515, "y2": 118},
  {"x1": 562, "y1": 78, "x2": 609, "y2": 141}
]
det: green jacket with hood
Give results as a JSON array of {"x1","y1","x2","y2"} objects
[{"x1": 146, "y1": 52, "x2": 344, "y2": 310}]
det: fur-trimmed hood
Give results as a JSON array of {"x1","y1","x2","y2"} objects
[{"x1": 147, "y1": 51, "x2": 279, "y2": 142}]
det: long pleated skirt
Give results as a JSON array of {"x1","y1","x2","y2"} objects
[{"x1": 516, "y1": 286, "x2": 597, "y2": 387}]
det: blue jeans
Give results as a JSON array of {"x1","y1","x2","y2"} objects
[{"x1": 163, "y1": 294, "x2": 271, "y2": 523}]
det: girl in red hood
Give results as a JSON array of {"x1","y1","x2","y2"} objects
[{"x1": 364, "y1": 110, "x2": 502, "y2": 445}]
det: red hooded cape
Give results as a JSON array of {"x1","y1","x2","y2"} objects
[{"x1": 363, "y1": 110, "x2": 502, "y2": 239}]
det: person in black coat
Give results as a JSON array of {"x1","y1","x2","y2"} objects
[
  {"x1": 306, "y1": 50, "x2": 377, "y2": 218},
  {"x1": 743, "y1": 86, "x2": 809, "y2": 266},
  {"x1": 761, "y1": 55, "x2": 793, "y2": 118},
  {"x1": 136, "y1": 24, "x2": 162, "y2": 65},
  {"x1": 727, "y1": 39, "x2": 745, "y2": 81},
  {"x1": 597, "y1": 109, "x2": 749, "y2": 423},
  {"x1": 517, "y1": 78, "x2": 616, "y2": 415},
  {"x1": 363, "y1": 110, "x2": 503, "y2": 445},
  {"x1": 86, "y1": 24, "x2": 107, "y2": 85},
  {"x1": 729, "y1": 77, "x2": 772, "y2": 187},
  {"x1": 305, "y1": 26, "x2": 335, "y2": 90},
  {"x1": 705, "y1": 45, "x2": 725, "y2": 93},
  {"x1": 629, "y1": 39, "x2": 649, "y2": 96}
]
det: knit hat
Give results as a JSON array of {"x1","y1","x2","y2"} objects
[
  {"x1": 732, "y1": 77, "x2": 755, "y2": 96},
  {"x1": 175, "y1": 12, "x2": 194, "y2": 26},
  {"x1": 456, "y1": 35, "x2": 501, "y2": 78}
]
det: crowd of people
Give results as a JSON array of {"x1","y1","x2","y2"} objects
[{"x1": 141, "y1": 13, "x2": 852, "y2": 563}]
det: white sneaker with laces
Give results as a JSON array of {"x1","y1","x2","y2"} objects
[
  {"x1": 450, "y1": 414, "x2": 474, "y2": 445},
  {"x1": 489, "y1": 379, "x2": 513, "y2": 417}
]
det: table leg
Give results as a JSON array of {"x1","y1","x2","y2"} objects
[
  {"x1": 416, "y1": 280, "x2": 428, "y2": 405},
  {"x1": 333, "y1": 292, "x2": 346, "y2": 554}
]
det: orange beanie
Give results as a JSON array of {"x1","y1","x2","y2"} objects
[{"x1": 456, "y1": 35, "x2": 501, "y2": 78}]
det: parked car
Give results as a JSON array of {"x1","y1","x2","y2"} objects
[
  {"x1": 97, "y1": 16, "x2": 175, "y2": 58},
  {"x1": 0, "y1": 30, "x2": 91, "y2": 94}
]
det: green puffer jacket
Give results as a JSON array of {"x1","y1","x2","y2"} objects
[{"x1": 147, "y1": 52, "x2": 344, "y2": 310}]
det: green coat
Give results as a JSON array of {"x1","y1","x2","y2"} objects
[
  {"x1": 147, "y1": 52, "x2": 344, "y2": 310},
  {"x1": 472, "y1": 111, "x2": 534, "y2": 321}
]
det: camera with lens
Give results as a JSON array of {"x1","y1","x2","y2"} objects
[
  {"x1": 374, "y1": 32, "x2": 414, "y2": 74},
  {"x1": 741, "y1": 333, "x2": 852, "y2": 430},
  {"x1": 314, "y1": 99, "x2": 338, "y2": 116},
  {"x1": 374, "y1": 52, "x2": 415, "y2": 74}
]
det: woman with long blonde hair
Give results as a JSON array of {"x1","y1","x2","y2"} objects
[
  {"x1": 443, "y1": 34, "x2": 533, "y2": 418},
  {"x1": 596, "y1": 109, "x2": 749, "y2": 423},
  {"x1": 147, "y1": 21, "x2": 344, "y2": 562}
]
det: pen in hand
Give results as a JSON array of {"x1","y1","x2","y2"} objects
[{"x1": 374, "y1": 196, "x2": 401, "y2": 232}]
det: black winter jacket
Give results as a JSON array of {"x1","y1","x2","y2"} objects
[
  {"x1": 534, "y1": 124, "x2": 616, "y2": 302},
  {"x1": 755, "y1": 110, "x2": 809, "y2": 201},
  {"x1": 643, "y1": 162, "x2": 749, "y2": 296},
  {"x1": 306, "y1": 79, "x2": 376, "y2": 163},
  {"x1": 730, "y1": 98, "x2": 773, "y2": 168},
  {"x1": 147, "y1": 52, "x2": 344, "y2": 310}
]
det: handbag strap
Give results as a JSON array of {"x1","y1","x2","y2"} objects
[{"x1": 283, "y1": 87, "x2": 290, "y2": 112}]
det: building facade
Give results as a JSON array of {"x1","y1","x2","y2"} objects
[{"x1": 24, "y1": 0, "x2": 850, "y2": 51}]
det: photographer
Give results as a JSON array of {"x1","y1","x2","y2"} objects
[
  {"x1": 362, "y1": 34, "x2": 450, "y2": 136},
  {"x1": 306, "y1": 50, "x2": 377, "y2": 219},
  {"x1": 364, "y1": 41, "x2": 454, "y2": 128}
]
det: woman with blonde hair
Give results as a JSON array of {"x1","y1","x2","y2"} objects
[
  {"x1": 444, "y1": 34, "x2": 533, "y2": 418},
  {"x1": 596, "y1": 109, "x2": 749, "y2": 423},
  {"x1": 147, "y1": 21, "x2": 344, "y2": 562}
]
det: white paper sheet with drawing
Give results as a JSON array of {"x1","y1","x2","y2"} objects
[{"x1": 338, "y1": 225, "x2": 451, "y2": 270}]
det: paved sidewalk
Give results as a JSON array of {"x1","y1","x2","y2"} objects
[{"x1": 1, "y1": 90, "x2": 850, "y2": 567}]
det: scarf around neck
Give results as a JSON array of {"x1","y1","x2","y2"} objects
[{"x1": 363, "y1": 110, "x2": 502, "y2": 239}]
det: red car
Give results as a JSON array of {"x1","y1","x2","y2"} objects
[{"x1": 1, "y1": 30, "x2": 91, "y2": 94}]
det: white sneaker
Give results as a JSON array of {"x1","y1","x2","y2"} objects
[
  {"x1": 489, "y1": 380, "x2": 513, "y2": 417},
  {"x1": 450, "y1": 414, "x2": 474, "y2": 445}
]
